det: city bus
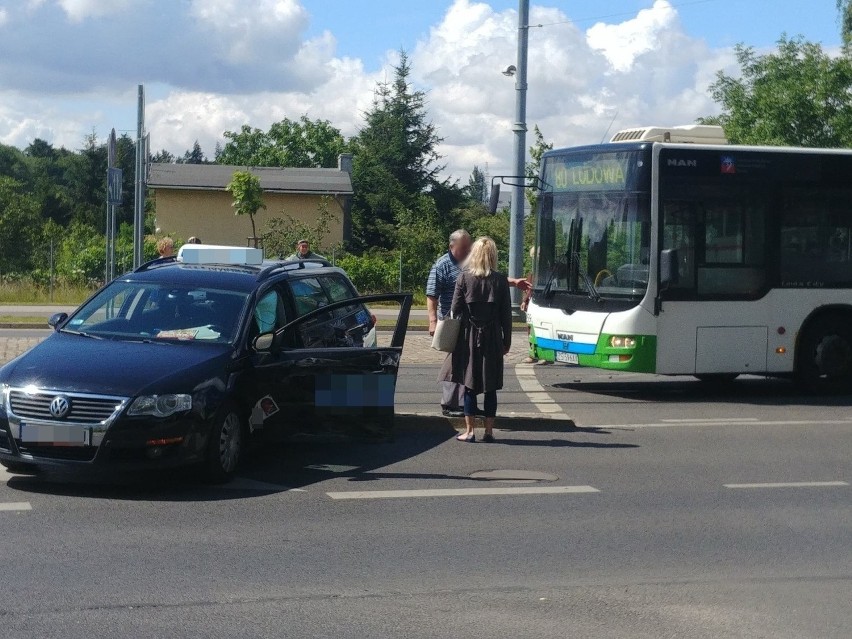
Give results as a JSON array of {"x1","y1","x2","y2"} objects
[{"x1": 525, "y1": 125, "x2": 852, "y2": 391}]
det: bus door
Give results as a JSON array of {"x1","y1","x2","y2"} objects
[{"x1": 657, "y1": 196, "x2": 770, "y2": 376}]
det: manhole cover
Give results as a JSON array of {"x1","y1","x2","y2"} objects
[{"x1": 469, "y1": 470, "x2": 559, "y2": 483}]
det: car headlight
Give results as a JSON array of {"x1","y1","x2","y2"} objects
[
  {"x1": 127, "y1": 394, "x2": 192, "y2": 417},
  {"x1": 609, "y1": 336, "x2": 637, "y2": 349}
]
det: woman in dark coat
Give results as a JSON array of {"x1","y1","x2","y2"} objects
[{"x1": 439, "y1": 237, "x2": 512, "y2": 442}]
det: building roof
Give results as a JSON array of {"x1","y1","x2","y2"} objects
[{"x1": 147, "y1": 163, "x2": 353, "y2": 195}]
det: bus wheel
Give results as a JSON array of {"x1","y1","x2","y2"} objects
[
  {"x1": 796, "y1": 316, "x2": 852, "y2": 393},
  {"x1": 694, "y1": 373, "x2": 738, "y2": 384}
]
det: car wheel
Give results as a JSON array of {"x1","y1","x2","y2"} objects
[
  {"x1": 796, "y1": 315, "x2": 852, "y2": 394},
  {"x1": 204, "y1": 407, "x2": 243, "y2": 483}
]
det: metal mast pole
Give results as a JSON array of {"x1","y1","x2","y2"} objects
[
  {"x1": 133, "y1": 85, "x2": 146, "y2": 269},
  {"x1": 508, "y1": 0, "x2": 529, "y2": 311},
  {"x1": 106, "y1": 128, "x2": 117, "y2": 282}
]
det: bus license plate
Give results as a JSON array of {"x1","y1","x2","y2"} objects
[{"x1": 556, "y1": 352, "x2": 579, "y2": 365}]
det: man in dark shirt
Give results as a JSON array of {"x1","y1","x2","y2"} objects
[{"x1": 287, "y1": 239, "x2": 325, "y2": 261}]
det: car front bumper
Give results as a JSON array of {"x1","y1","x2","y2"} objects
[{"x1": 0, "y1": 413, "x2": 210, "y2": 477}]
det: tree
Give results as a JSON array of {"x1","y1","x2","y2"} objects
[
  {"x1": 350, "y1": 50, "x2": 446, "y2": 249},
  {"x1": 526, "y1": 125, "x2": 552, "y2": 210},
  {"x1": 261, "y1": 196, "x2": 339, "y2": 258},
  {"x1": 700, "y1": 37, "x2": 852, "y2": 147},
  {"x1": 0, "y1": 177, "x2": 42, "y2": 274},
  {"x1": 467, "y1": 165, "x2": 486, "y2": 204},
  {"x1": 226, "y1": 170, "x2": 266, "y2": 246},
  {"x1": 839, "y1": 1, "x2": 852, "y2": 49},
  {"x1": 218, "y1": 116, "x2": 347, "y2": 168},
  {"x1": 178, "y1": 140, "x2": 206, "y2": 164},
  {"x1": 150, "y1": 149, "x2": 175, "y2": 163}
]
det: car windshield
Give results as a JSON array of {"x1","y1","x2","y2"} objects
[{"x1": 63, "y1": 280, "x2": 249, "y2": 344}]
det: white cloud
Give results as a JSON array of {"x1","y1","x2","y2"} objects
[
  {"x1": 0, "y1": 8, "x2": 7, "y2": 26},
  {"x1": 0, "y1": 0, "x2": 736, "y2": 182},
  {"x1": 586, "y1": 0, "x2": 679, "y2": 72},
  {"x1": 57, "y1": 0, "x2": 140, "y2": 22}
]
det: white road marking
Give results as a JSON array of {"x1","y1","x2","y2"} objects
[
  {"x1": 514, "y1": 364, "x2": 571, "y2": 418},
  {"x1": 724, "y1": 481, "x2": 849, "y2": 489},
  {"x1": 0, "y1": 466, "x2": 12, "y2": 482},
  {"x1": 662, "y1": 418, "x2": 759, "y2": 423},
  {"x1": 326, "y1": 486, "x2": 599, "y2": 500},
  {"x1": 586, "y1": 419, "x2": 852, "y2": 429},
  {"x1": 305, "y1": 464, "x2": 359, "y2": 473},
  {"x1": 0, "y1": 502, "x2": 32, "y2": 512}
]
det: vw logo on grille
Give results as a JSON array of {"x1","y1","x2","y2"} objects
[{"x1": 49, "y1": 395, "x2": 71, "y2": 419}]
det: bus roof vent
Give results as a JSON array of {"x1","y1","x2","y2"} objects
[{"x1": 610, "y1": 124, "x2": 728, "y2": 145}]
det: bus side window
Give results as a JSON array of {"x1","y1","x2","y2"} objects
[{"x1": 780, "y1": 190, "x2": 852, "y2": 286}]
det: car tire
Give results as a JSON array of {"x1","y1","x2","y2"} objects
[
  {"x1": 796, "y1": 315, "x2": 852, "y2": 394},
  {"x1": 204, "y1": 406, "x2": 244, "y2": 483}
]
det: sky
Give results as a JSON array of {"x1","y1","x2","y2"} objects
[{"x1": 0, "y1": 0, "x2": 845, "y2": 181}]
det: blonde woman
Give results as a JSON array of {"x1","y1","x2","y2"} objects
[{"x1": 439, "y1": 237, "x2": 512, "y2": 442}]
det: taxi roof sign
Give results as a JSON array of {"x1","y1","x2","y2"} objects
[{"x1": 177, "y1": 245, "x2": 264, "y2": 266}]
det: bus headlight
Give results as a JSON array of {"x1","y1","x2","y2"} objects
[{"x1": 609, "y1": 336, "x2": 637, "y2": 349}]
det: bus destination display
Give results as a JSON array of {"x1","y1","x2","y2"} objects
[{"x1": 546, "y1": 156, "x2": 629, "y2": 192}]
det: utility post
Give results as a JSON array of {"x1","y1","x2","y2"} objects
[
  {"x1": 133, "y1": 85, "x2": 146, "y2": 269},
  {"x1": 105, "y1": 128, "x2": 120, "y2": 282},
  {"x1": 508, "y1": 0, "x2": 530, "y2": 313}
]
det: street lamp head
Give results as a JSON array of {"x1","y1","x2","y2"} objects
[{"x1": 502, "y1": 64, "x2": 517, "y2": 77}]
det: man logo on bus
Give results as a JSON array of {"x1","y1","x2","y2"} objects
[{"x1": 721, "y1": 156, "x2": 736, "y2": 174}]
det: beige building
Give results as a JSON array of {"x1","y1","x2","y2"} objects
[{"x1": 147, "y1": 155, "x2": 353, "y2": 249}]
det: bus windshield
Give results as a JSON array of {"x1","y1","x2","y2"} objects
[{"x1": 535, "y1": 149, "x2": 651, "y2": 303}]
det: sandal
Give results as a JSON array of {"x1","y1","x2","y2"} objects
[{"x1": 456, "y1": 433, "x2": 475, "y2": 442}]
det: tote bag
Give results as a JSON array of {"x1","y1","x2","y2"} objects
[{"x1": 431, "y1": 316, "x2": 462, "y2": 353}]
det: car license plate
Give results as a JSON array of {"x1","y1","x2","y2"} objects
[
  {"x1": 19, "y1": 422, "x2": 91, "y2": 446},
  {"x1": 556, "y1": 351, "x2": 579, "y2": 365}
]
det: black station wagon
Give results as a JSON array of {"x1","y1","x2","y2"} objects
[{"x1": 0, "y1": 246, "x2": 411, "y2": 482}]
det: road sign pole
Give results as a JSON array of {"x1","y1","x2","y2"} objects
[
  {"x1": 133, "y1": 85, "x2": 146, "y2": 269},
  {"x1": 106, "y1": 129, "x2": 117, "y2": 282},
  {"x1": 508, "y1": 0, "x2": 530, "y2": 313}
]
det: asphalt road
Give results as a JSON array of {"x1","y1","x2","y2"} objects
[{"x1": 1, "y1": 348, "x2": 850, "y2": 637}]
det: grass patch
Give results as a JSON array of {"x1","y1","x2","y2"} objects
[
  {"x1": 0, "y1": 316, "x2": 50, "y2": 324},
  {"x1": 0, "y1": 282, "x2": 93, "y2": 305}
]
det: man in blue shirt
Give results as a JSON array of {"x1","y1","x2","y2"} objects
[
  {"x1": 427, "y1": 230, "x2": 533, "y2": 417},
  {"x1": 427, "y1": 230, "x2": 472, "y2": 416}
]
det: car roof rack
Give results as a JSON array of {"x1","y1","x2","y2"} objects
[
  {"x1": 257, "y1": 258, "x2": 332, "y2": 282},
  {"x1": 133, "y1": 256, "x2": 177, "y2": 272}
]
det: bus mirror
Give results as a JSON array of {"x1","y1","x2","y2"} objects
[
  {"x1": 660, "y1": 249, "x2": 679, "y2": 288},
  {"x1": 488, "y1": 184, "x2": 501, "y2": 213}
]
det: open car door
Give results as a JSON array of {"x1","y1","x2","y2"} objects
[{"x1": 248, "y1": 293, "x2": 412, "y2": 441}]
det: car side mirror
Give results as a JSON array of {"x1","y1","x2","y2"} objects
[
  {"x1": 48, "y1": 312, "x2": 68, "y2": 331},
  {"x1": 659, "y1": 249, "x2": 679, "y2": 288},
  {"x1": 253, "y1": 332, "x2": 275, "y2": 353}
]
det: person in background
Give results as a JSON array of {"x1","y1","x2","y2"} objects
[
  {"x1": 157, "y1": 237, "x2": 174, "y2": 257},
  {"x1": 427, "y1": 229, "x2": 472, "y2": 417},
  {"x1": 521, "y1": 245, "x2": 547, "y2": 364},
  {"x1": 440, "y1": 237, "x2": 512, "y2": 442},
  {"x1": 287, "y1": 239, "x2": 325, "y2": 261},
  {"x1": 187, "y1": 236, "x2": 202, "y2": 244}
]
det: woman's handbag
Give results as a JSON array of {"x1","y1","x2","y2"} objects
[{"x1": 431, "y1": 316, "x2": 462, "y2": 353}]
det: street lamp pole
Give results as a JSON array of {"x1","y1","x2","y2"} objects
[{"x1": 508, "y1": 0, "x2": 530, "y2": 312}]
